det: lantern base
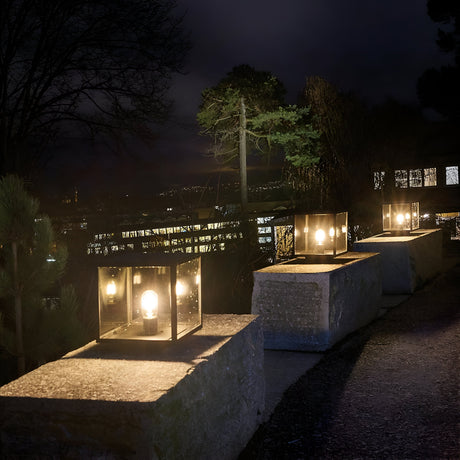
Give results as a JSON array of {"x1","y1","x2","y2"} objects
[{"x1": 143, "y1": 317, "x2": 158, "y2": 335}]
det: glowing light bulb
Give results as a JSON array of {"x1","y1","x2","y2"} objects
[
  {"x1": 329, "y1": 227, "x2": 335, "y2": 238},
  {"x1": 106, "y1": 280, "x2": 116, "y2": 296},
  {"x1": 315, "y1": 229, "x2": 326, "y2": 245},
  {"x1": 396, "y1": 213, "x2": 404, "y2": 225},
  {"x1": 141, "y1": 290, "x2": 158, "y2": 319},
  {"x1": 405, "y1": 213, "x2": 410, "y2": 220}
]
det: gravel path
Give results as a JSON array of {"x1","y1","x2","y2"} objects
[{"x1": 240, "y1": 262, "x2": 460, "y2": 459}]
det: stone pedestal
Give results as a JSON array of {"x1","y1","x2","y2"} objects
[
  {"x1": 251, "y1": 252, "x2": 382, "y2": 351},
  {"x1": 0, "y1": 315, "x2": 264, "y2": 460},
  {"x1": 353, "y1": 229, "x2": 442, "y2": 294}
]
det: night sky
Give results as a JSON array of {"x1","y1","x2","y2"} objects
[{"x1": 46, "y1": 0, "x2": 451, "y2": 198}]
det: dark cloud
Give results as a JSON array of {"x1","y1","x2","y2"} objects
[{"x1": 173, "y1": 0, "x2": 450, "y2": 110}]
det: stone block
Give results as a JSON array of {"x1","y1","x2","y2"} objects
[
  {"x1": 353, "y1": 229, "x2": 442, "y2": 294},
  {"x1": 0, "y1": 314, "x2": 264, "y2": 460},
  {"x1": 251, "y1": 252, "x2": 382, "y2": 351}
]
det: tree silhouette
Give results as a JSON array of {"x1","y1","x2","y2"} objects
[
  {"x1": 289, "y1": 76, "x2": 371, "y2": 214},
  {"x1": 0, "y1": 0, "x2": 190, "y2": 175},
  {"x1": 0, "y1": 175, "x2": 84, "y2": 377},
  {"x1": 417, "y1": 0, "x2": 460, "y2": 122}
]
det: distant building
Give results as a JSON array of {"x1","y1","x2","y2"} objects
[
  {"x1": 86, "y1": 202, "x2": 292, "y2": 258},
  {"x1": 372, "y1": 155, "x2": 460, "y2": 239}
]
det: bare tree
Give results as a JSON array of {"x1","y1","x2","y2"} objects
[{"x1": 0, "y1": 0, "x2": 190, "y2": 175}]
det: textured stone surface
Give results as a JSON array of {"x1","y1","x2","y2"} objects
[
  {"x1": 353, "y1": 229, "x2": 442, "y2": 294},
  {"x1": 251, "y1": 252, "x2": 382, "y2": 351},
  {"x1": 0, "y1": 314, "x2": 264, "y2": 459}
]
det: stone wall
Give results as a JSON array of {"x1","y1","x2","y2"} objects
[
  {"x1": 0, "y1": 314, "x2": 264, "y2": 459},
  {"x1": 251, "y1": 252, "x2": 382, "y2": 351},
  {"x1": 353, "y1": 229, "x2": 442, "y2": 294}
]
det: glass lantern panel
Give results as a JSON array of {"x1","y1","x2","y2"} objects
[
  {"x1": 98, "y1": 267, "x2": 129, "y2": 336},
  {"x1": 98, "y1": 265, "x2": 173, "y2": 341},
  {"x1": 335, "y1": 212, "x2": 348, "y2": 254},
  {"x1": 382, "y1": 203, "x2": 419, "y2": 232},
  {"x1": 175, "y1": 258, "x2": 201, "y2": 340},
  {"x1": 294, "y1": 213, "x2": 347, "y2": 256},
  {"x1": 411, "y1": 202, "x2": 420, "y2": 230}
]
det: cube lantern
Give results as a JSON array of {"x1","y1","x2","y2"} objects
[
  {"x1": 98, "y1": 254, "x2": 201, "y2": 342},
  {"x1": 382, "y1": 202, "x2": 419, "y2": 232},
  {"x1": 294, "y1": 212, "x2": 348, "y2": 256}
]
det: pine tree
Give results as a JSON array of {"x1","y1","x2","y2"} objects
[
  {"x1": 0, "y1": 175, "x2": 85, "y2": 377},
  {"x1": 197, "y1": 64, "x2": 320, "y2": 214}
]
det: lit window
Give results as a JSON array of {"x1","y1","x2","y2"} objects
[
  {"x1": 424, "y1": 168, "x2": 437, "y2": 187},
  {"x1": 409, "y1": 169, "x2": 422, "y2": 188},
  {"x1": 373, "y1": 171, "x2": 385, "y2": 190},
  {"x1": 257, "y1": 216, "x2": 274, "y2": 224},
  {"x1": 395, "y1": 170, "x2": 408, "y2": 188},
  {"x1": 258, "y1": 236, "x2": 272, "y2": 244},
  {"x1": 446, "y1": 166, "x2": 459, "y2": 185},
  {"x1": 258, "y1": 226, "x2": 271, "y2": 234}
]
